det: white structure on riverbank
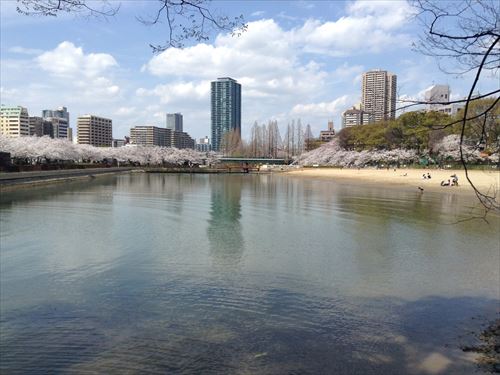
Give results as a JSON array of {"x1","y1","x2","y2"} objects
[{"x1": 424, "y1": 85, "x2": 463, "y2": 115}]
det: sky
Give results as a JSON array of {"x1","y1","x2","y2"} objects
[{"x1": 0, "y1": 0, "x2": 497, "y2": 141}]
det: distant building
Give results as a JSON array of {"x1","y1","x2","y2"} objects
[
  {"x1": 319, "y1": 121, "x2": 336, "y2": 142},
  {"x1": 130, "y1": 126, "x2": 171, "y2": 147},
  {"x1": 211, "y1": 77, "x2": 241, "y2": 152},
  {"x1": 424, "y1": 84, "x2": 463, "y2": 115},
  {"x1": 112, "y1": 139, "x2": 126, "y2": 147},
  {"x1": 42, "y1": 106, "x2": 70, "y2": 139},
  {"x1": 166, "y1": 113, "x2": 183, "y2": 132},
  {"x1": 196, "y1": 136, "x2": 211, "y2": 152},
  {"x1": 362, "y1": 69, "x2": 397, "y2": 122},
  {"x1": 42, "y1": 106, "x2": 69, "y2": 122},
  {"x1": 50, "y1": 118, "x2": 70, "y2": 139},
  {"x1": 77, "y1": 115, "x2": 112, "y2": 147},
  {"x1": 29, "y1": 116, "x2": 54, "y2": 137},
  {"x1": 195, "y1": 143, "x2": 211, "y2": 152},
  {"x1": 171, "y1": 131, "x2": 195, "y2": 149},
  {"x1": 341, "y1": 107, "x2": 374, "y2": 128},
  {"x1": 130, "y1": 126, "x2": 195, "y2": 149},
  {"x1": 0, "y1": 106, "x2": 30, "y2": 137}
]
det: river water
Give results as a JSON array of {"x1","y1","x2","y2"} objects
[{"x1": 1, "y1": 173, "x2": 499, "y2": 374}]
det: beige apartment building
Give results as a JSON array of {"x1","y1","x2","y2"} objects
[
  {"x1": 130, "y1": 126, "x2": 172, "y2": 147},
  {"x1": 361, "y1": 70, "x2": 397, "y2": 122},
  {"x1": 341, "y1": 107, "x2": 374, "y2": 128},
  {"x1": 77, "y1": 115, "x2": 112, "y2": 147},
  {"x1": 130, "y1": 126, "x2": 195, "y2": 149},
  {"x1": 0, "y1": 106, "x2": 30, "y2": 137}
]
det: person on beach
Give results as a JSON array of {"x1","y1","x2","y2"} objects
[
  {"x1": 422, "y1": 174, "x2": 427, "y2": 179},
  {"x1": 427, "y1": 173, "x2": 431, "y2": 179},
  {"x1": 441, "y1": 179, "x2": 451, "y2": 187},
  {"x1": 451, "y1": 174, "x2": 458, "y2": 186}
]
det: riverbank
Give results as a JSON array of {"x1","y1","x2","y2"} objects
[
  {"x1": 286, "y1": 167, "x2": 500, "y2": 195},
  {"x1": 0, "y1": 167, "x2": 135, "y2": 192}
]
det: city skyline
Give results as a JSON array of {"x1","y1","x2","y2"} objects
[{"x1": 1, "y1": 1, "x2": 497, "y2": 140}]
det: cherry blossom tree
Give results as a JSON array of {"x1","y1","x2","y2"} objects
[{"x1": 0, "y1": 135, "x2": 213, "y2": 167}]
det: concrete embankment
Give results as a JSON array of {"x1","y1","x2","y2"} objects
[
  {"x1": 144, "y1": 167, "x2": 268, "y2": 173},
  {"x1": 0, "y1": 167, "x2": 135, "y2": 191}
]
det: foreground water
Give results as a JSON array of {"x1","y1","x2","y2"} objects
[{"x1": 1, "y1": 173, "x2": 499, "y2": 374}]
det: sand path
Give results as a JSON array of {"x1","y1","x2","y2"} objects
[{"x1": 286, "y1": 167, "x2": 500, "y2": 195}]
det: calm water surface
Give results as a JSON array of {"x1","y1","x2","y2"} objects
[{"x1": 1, "y1": 173, "x2": 499, "y2": 374}]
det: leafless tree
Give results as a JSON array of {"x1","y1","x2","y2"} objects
[
  {"x1": 16, "y1": 0, "x2": 119, "y2": 18},
  {"x1": 411, "y1": 0, "x2": 500, "y2": 213},
  {"x1": 220, "y1": 129, "x2": 243, "y2": 157},
  {"x1": 16, "y1": 0, "x2": 247, "y2": 52}
]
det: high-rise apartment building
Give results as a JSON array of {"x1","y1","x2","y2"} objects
[
  {"x1": 166, "y1": 113, "x2": 183, "y2": 132},
  {"x1": 42, "y1": 106, "x2": 70, "y2": 139},
  {"x1": 0, "y1": 106, "x2": 30, "y2": 137},
  {"x1": 77, "y1": 115, "x2": 112, "y2": 147},
  {"x1": 361, "y1": 70, "x2": 397, "y2": 122},
  {"x1": 211, "y1": 77, "x2": 241, "y2": 152}
]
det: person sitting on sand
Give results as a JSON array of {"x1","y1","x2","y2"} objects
[
  {"x1": 427, "y1": 173, "x2": 431, "y2": 179},
  {"x1": 441, "y1": 179, "x2": 451, "y2": 187},
  {"x1": 422, "y1": 174, "x2": 427, "y2": 179},
  {"x1": 451, "y1": 174, "x2": 458, "y2": 186}
]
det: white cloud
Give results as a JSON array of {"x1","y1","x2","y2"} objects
[
  {"x1": 9, "y1": 46, "x2": 44, "y2": 55},
  {"x1": 0, "y1": 86, "x2": 20, "y2": 98},
  {"x1": 251, "y1": 10, "x2": 265, "y2": 17},
  {"x1": 137, "y1": 81, "x2": 210, "y2": 104},
  {"x1": 291, "y1": 95, "x2": 351, "y2": 116},
  {"x1": 37, "y1": 41, "x2": 117, "y2": 78},
  {"x1": 115, "y1": 106, "x2": 136, "y2": 116},
  {"x1": 331, "y1": 63, "x2": 365, "y2": 83},
  {"x1": 73, "y1": 77, "x2": 121, "y2": 98},
  {"x1": 295, "y1": 1, "x2": 413, "y2": 56},
  {"x1": 142, "y1": 19, "x2": 327, "y2": 110},
  {"x1": 32, "y1": 42, "x2": 122, "y2": 101}
]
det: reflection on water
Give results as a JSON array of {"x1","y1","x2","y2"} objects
[
  {"x1": 1, "y1": 173, "x2": 499, "y2": 374},
  {"x1": 207, "y1": 175, "x2": 244, "y2": 266}
]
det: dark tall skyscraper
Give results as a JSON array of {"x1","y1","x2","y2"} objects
[
  {"x1": 166, "y1": 113, "x2": 183, "y2": 132},
  {"x1": 211, "y1": 77, "x2": 241, "y2": 152}
]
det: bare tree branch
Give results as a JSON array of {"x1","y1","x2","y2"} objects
[
  {"x1": 16, "y1": 0, "x2": 119, "y2": 18},
  {"x1": 16, "y1": 0, "x2": 247, "y2": 52},
  {"x1": 459, "y1": 35, "x2": 500, "y2": 212}
]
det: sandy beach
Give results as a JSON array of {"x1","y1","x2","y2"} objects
[{"x1": 286, "y1": 167, "x2": 500, "y2": 195}]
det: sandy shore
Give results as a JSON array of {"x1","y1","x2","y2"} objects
[{"x1": 286, "y1": 167, "x2": 500, "y2": 195}]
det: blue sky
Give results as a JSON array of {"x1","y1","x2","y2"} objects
[{"x1": 0, "y1": 0, "x2": 497, "y2": 140}]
